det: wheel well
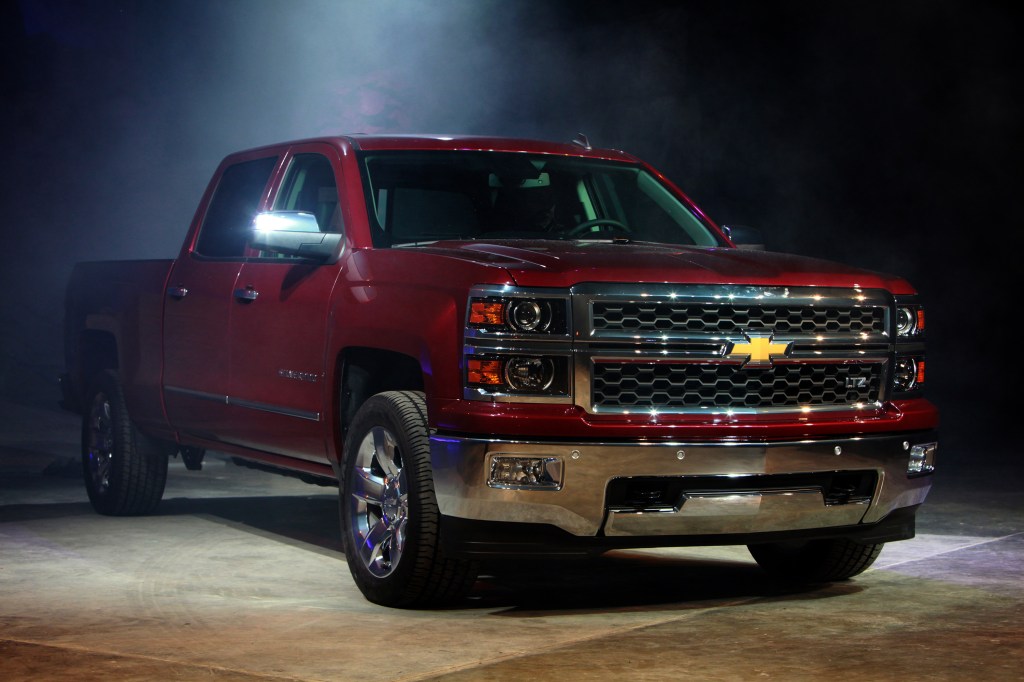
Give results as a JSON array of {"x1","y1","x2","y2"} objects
[{"x1": 338, "y1": 347, "x2": 424, "y2": 438}]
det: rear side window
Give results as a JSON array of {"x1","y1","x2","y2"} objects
[{"x1": 194, "y1": 156, "x2": 277, "y2": 258}]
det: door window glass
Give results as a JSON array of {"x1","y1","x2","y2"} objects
[
  {"x1": 194, "y1": 156, "x2": 277, "y2": 258},
  {"x1": 274, "y1": 153, "x2": 342, "y2": 233}
]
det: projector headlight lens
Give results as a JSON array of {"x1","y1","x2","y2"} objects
[
  {"x1": 505, "y1": 357, "x2": 555, "y2": 391},
  {"x1": 508, "y1": 300, "x2": 547, "y2": 332},
  {"x1": 896, "y1": 305, "x2": 925, "y2": 337},
  {"x1": 893, "y1": 358, "x2": 920, "y2": 392}
]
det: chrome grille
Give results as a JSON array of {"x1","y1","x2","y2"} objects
[
  {"x1": 592, "y1": 362, "x2": 882, "y2": 410},
  {"x1": 573, "y1": 284, "x2": 893, "y2": 414},
  {"x1": 591, "y1": 302, "x2": 885, "y2": 335}
]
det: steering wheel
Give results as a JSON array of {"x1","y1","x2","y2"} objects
[{"x1": 566, "y1": 218, "x2": 631, "y2": 238}]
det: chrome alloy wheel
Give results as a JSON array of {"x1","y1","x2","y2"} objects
[
  {"x1": 85, "y1": 392, "x2": 114, "y2": 496},
  {"x1": 348, "y1": 426, "x2": 409, "y2": 577}
]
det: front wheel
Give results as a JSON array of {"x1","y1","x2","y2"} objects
[
  {"x1": 748, "y1": 538, "x2": 884, "y2": 583},
  {"x1": 339, "y1": 391, "x2": 477, "y2": 607},
  {"x1": 81, "y1": 369, "x2": 168, "y2": 515}
]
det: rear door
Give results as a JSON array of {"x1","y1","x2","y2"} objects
[{"x1": 163, "y1": 154, "x2": 279, "y2": 440}]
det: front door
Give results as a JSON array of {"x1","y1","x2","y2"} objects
[{"x1": 218, "y1": 146, "x2": 346, "y2": 462}]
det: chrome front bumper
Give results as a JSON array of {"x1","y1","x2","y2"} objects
[{"x1": 430, "y1": 432, "x2": 936, "y2": 538}]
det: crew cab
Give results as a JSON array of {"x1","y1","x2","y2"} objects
[{"x1": 62, "y1": 134, "x2": 938, "y2": 607}]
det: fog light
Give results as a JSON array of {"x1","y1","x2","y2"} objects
[
  {"x1": 488, "y1": 456, "x2": 563, "y2": 490},
  {"x1": 908, "y1": 442, "x2": 937, "y2": 475}
]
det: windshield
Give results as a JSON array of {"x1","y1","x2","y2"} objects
[{"x1": 358, "y1": 151, "x2": 725, "y2": 248}]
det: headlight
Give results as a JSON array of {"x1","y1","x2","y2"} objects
[
  {"x1": 505, "y1": 357, "x2": 555, "y2": 391},
  {"x1": 508, "y1": 300, "x2": 547, "y2": 332},
  {"x1": 467, "y1": 355, "x2": 569, "y2": 396},
  {"x1": 892, "y1": 297, "x2": 926, "y2": 397},
  {"x1": 893, "y1": 357, "x2": 922, "y2": 392},
  {"x1": 895, "y1": 305, "x2": 925, "y2": 337},
  {"x1": 467, "y1": 295, "x2": 567, "y2": 335},
  {"x1": 465, "y1": 287, "x2": 572, "y2": 402}
]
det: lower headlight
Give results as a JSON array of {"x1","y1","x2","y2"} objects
[
  {"x1": 893, "y1": 357, "x2": 923, "y2": 392},
  {"x1": 505, "y1": 357, "x2": 555, "y2": 391},
  {"x1": 466, "y1": 354, "x2": 569, "y2": 396}
]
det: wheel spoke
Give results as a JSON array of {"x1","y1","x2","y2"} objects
[
  {"x1": 372, "y1": 427, "x2": 400, "y2": 478},
  {"x1": 359, "y1": 516, "x2": 393, "y2": 573},
  {"x1": 392, "y1": 514, "x2": 407, "y2": 559},
  {"x1": 96, "y1": 455, "x2": 111, "y2": 484},
  {"x1": 349, "y1": 466, "x2": 384, "y2": 505}
]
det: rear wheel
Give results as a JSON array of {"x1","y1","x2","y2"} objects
[
  {"x1": 82, "y1": 370, "x2": 168, "y2": 515},
  {"x1": 748, "y1": 538, "x2": 884, "y2": 583},
  {"x1": 340, "y1": 391, "x2": 477, "y2": 607}
]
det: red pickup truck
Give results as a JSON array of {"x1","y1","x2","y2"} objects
[{"x1": 62, "y1": 135, "x2": 937, "y2": 607}]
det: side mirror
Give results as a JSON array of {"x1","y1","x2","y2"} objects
[
  {"x1": 722, "y1": 224, "x2": 765, "y2": 251},
  {"x1": 249, "y1": 211, "x2": 344, "y2": 263}
]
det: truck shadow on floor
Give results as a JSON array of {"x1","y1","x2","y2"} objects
[
  {"x1": 2, "y1": 482, "x2": 862, "y2": 613},
  {"x1": 158, "y1": 493, "x2": 344, "y2": 555},
  {"x1": 154, "y1": 493, "x2": 859, "y2": 612},
  {"x1": 469, "y1": 553, "x2": 861, "y2": 613}
]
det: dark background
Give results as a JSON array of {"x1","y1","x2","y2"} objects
[{"x1": 1, "y1": 0, "x2": 1019, "y2": 461}]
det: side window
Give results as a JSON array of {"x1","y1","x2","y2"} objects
[
  {"x1": 274, "y1": 154, "x2": 342, "y2": 233},
  {"x1": 194, "y1": 156, "x2": 277, "y2": 258}
]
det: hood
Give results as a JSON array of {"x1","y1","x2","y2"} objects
[{"x1": 409, "y1": 240, "x2": 916, "y2": 294}]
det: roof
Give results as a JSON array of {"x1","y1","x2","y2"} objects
[
  {"x1": 341, "y1": 134, "x2": 637, "y2": 162},
  {"x1": 227, "y1": 134, "x2": 641, "y2": 163}
]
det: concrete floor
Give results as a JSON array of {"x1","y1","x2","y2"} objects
[{"x1": 1, "y1": 401, "x2": 1021, "y2": 681}]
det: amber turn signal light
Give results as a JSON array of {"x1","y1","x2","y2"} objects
[
  {"x1": 467, "y1": 359, "x2": 503, "y2": 385},
  {"x1": 469, "y1": 301, "x2": 505, "y2": 326}
]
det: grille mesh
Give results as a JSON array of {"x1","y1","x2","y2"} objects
[
  {"x1": 592, "y1": 302, "x2": 885, "y2": 335},
  {"x1": 592, "y1": 362, "x2": 882, "y2": 410}
]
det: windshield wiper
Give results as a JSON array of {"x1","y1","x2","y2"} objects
[
  {"x1": 392, "y1": 234, "x2": 479, "y2": 247},
  {"x1": 571, "y1": 236, "x2": 633, "y2": 244}
]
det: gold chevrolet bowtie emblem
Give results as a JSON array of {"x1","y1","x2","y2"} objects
[{"x1": 729, "y1": 335, "x2": 790, "y2": 365}]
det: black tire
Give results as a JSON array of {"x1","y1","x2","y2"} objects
[
  {"x1": 748, "y1": 538, "x2": 884, "y2": 583},
  {"x1": 81, "y1": 369, "x2": 168, "y2": 515},
  {"x1": 339, "y1": 391, "x2": 477, "y2": 607}
]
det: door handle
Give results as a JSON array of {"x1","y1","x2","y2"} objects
[
  {"x1": 167, "y1": 285, "x2": 189, "y2": 299},
  {"x1": 234, "y1": 287, "x2": 259, "y2": 302}
]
